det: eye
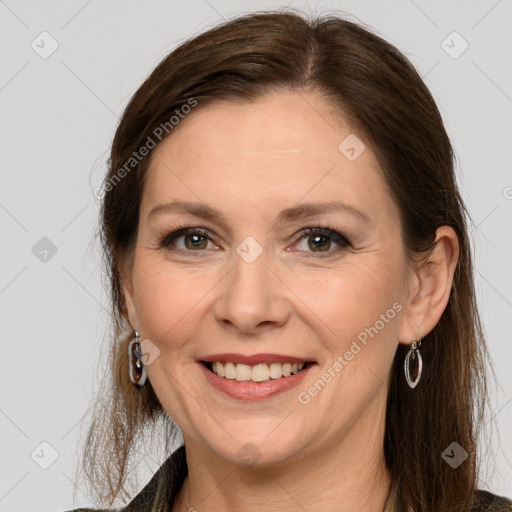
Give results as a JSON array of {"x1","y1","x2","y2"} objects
[
  {"x1": 160, "y1": 227, "x2": 215, "y2": 252},
  {"x1": 158, "y1": 224, "x2": 352, "y2": 257},
  {"x1": 291, "y1": 226, "x2": 351, "y2": 257}
]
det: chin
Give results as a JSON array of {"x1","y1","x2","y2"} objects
[{"x1": 200, "y1": 423, "x2": 311, "y2": 469}]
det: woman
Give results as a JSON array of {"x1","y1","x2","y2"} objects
[{"x1": 68, "y1": 10, "x2": 511, "y2": 512}]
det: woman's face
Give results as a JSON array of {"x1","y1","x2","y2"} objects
[{"x1": 123, "y1": 91, "x2": 416, "y2": 467}]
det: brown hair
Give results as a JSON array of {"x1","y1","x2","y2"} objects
[{"x1": 80, "y1": 9, "x2": 494, "y2": 511}]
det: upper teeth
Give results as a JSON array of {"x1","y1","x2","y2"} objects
[{"x1": 211, "y1": 362, "x2": 305, "y2": 382}]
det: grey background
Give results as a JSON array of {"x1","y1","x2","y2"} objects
[{"x1": 1, "y1": 0, "x2": 511, "y2": 510}]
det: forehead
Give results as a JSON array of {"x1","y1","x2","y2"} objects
[{"x1": 141, "y1": 91, "x2": 396, "y2": 224}]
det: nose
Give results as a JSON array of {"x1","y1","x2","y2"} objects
[{"x1": 213, "y1": 247, "x2": 291, "y2": 335}]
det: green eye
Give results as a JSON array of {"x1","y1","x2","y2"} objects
[
  {"x1": 160, "y1": 225, "x2": 352, "y2": 257},
  {"x1": 161, "y1": 228, "x2": 212, "y2": 251},
  {"x1": 293, "y1": 227, "x2": 351, "y2": 256}
]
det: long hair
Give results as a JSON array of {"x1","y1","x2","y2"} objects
[{"x1": 80, "y1": 10, "x2": 493, "y2": 511}]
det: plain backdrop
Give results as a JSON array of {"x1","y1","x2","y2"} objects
[{"x1": 1, "y1": 1, "x2": 511, "y2": 510}]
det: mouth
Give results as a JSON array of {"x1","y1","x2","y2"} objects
[
  {"x1": 198, "y1": 353, "x2": 316, "y2": 400},
  {"x1": 201, "y1": 360, "x2": 313, "y2": 382}
]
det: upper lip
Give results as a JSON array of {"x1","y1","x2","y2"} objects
[{"x1": 199, "y1": 353, "x2": 313, "y2": 365}]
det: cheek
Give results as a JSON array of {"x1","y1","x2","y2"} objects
[
  {"x1": 132, "y1": 258, "x2": 210, "y2": 348},
  {"x1": 313, "y1": 268, "x2": 402, "y2": 408},
  {"x1": 309, "y1": 260, "x2": 403, "y2": 344}
]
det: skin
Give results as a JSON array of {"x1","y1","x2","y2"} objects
[{"x1": 122, "y1": 90, "x2": 459, "y2": 512}]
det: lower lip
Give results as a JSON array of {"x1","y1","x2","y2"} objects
[{"x1": 199, "y1": 363, "x2": 314, "y2": 401}]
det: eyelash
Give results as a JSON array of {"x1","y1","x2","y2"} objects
[{"x1": 157, "y1": 224, "x2": 352, "y2": 258}]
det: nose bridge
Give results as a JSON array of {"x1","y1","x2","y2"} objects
[{"x1": 215, "y1": 239, "x2": 290, "y2": 332}]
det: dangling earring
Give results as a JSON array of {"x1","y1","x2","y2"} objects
[
  {"x1": 128, "y1": 330, "x2": 147, "y2": 387},
  {"x1": 404, "y1": 337, "x2": 423, "y2": 389}
]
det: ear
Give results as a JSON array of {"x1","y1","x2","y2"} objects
[
  {"x1": 121, "y1": 270, "x2": 139, "y2": 333},
  {"x1": 398, "y1": 226, "x2": 460, "y2": 343}
]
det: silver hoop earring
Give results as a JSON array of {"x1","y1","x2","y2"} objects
[
  {"x1": 128, "y1": 330, "x2": 147, "y2": 387},
  {"x1": 404, "y1": 338, "x2": 423, "y2": 389}
]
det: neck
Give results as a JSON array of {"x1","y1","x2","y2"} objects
[
  {"x1": 173, "y1": 399, "x2": 393, "y2": 512},
  {"x1": 177, "y1": 450, "x2": 391, "y2": 512}
]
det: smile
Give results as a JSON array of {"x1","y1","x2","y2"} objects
[
  {"x1": 198, "y1": 353, "x2": 316, "y2": 400},
  {"x1": 206, "y1": 361, "x2": 308, "y2": 382}
]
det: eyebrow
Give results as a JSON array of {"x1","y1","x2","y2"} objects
[{"x1": 147, "y1": 200, "x2": 371, "y2": 225}]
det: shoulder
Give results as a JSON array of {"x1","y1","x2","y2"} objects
[
  {"x1": 62, "y1": 508, "x2": 122, "y2": 512},
  {"x1": 472, "y1": 489, "x2": 512, "y2": 511},
  {"x1": 61, "y1": 445, "x2": 188, "y2": 512}
]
